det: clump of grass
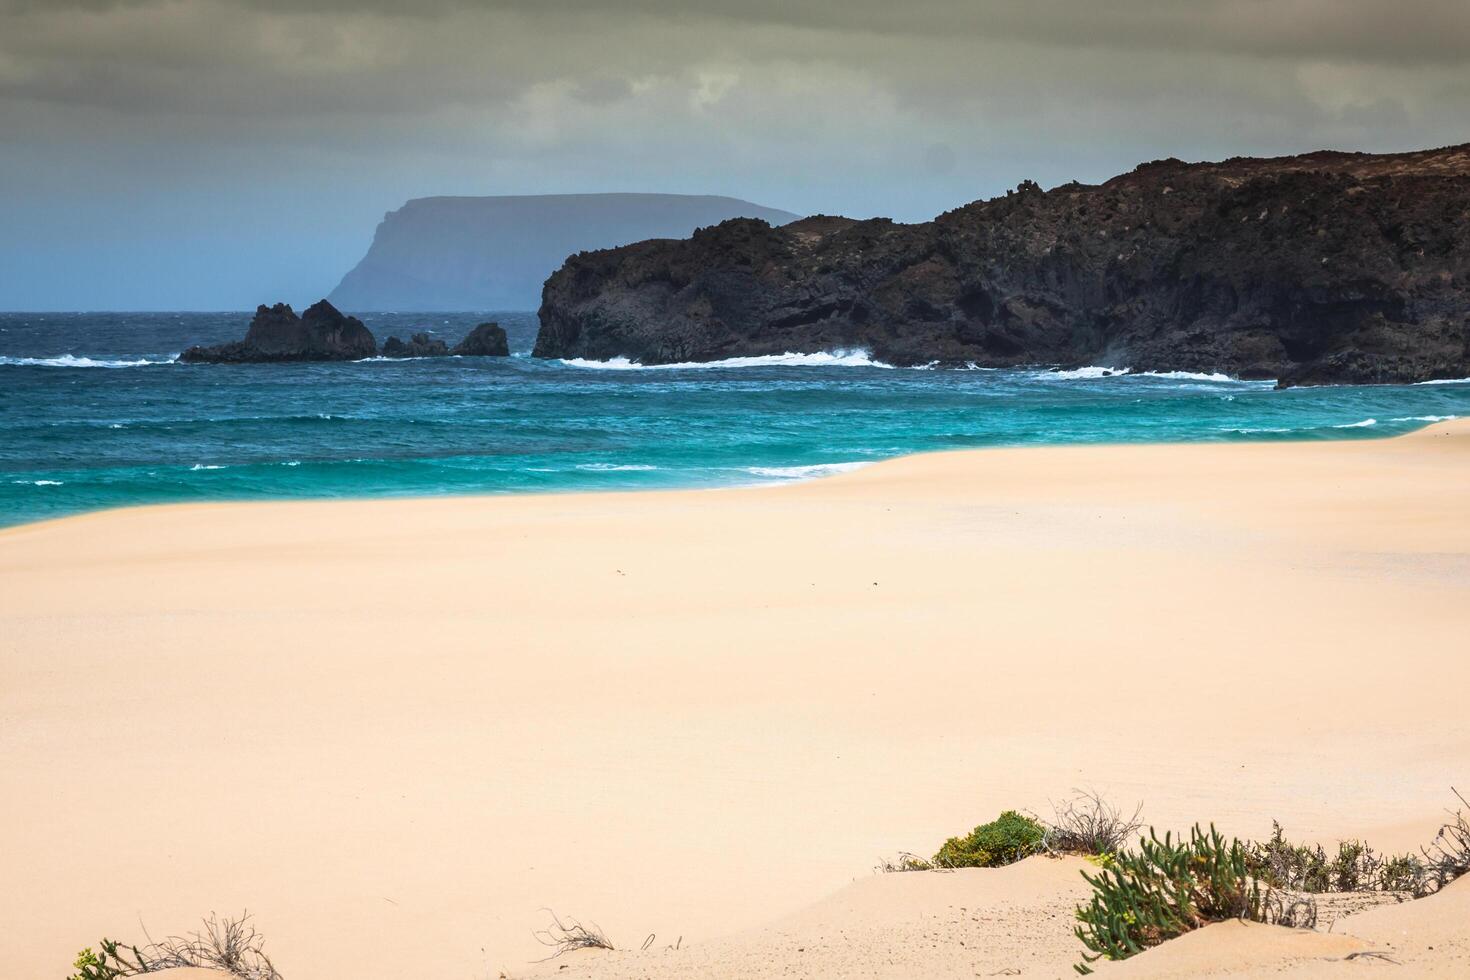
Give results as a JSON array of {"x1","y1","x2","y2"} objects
[
  {"x1": 875, "y1": 851, "x2": 933, "y2": 873},
  {"x1": 1073, "y1": 824, "x2": 1283, "y2": 974},
  {"x1": 934, "y1": 810, "x2": 1046, "y2": 869},
  {"x1": 67, "y1": 913, "x2": 281, "y2": 980},
  {"x1": 1246, "y1": 823, "x2": 1410, "y2": 894},
  {"x1": 1421, "y1": 787, "x2": 1470, "y2": 890},
  {"x1": 533, "y1": 910, "x2": 616, "y2": 959},
  {"x1": 1044, "y1": 789, "x2": 1144, "y2": 859},
  {"x1": 1246, "y1": 790, "x2": 1470, "y2": 898}
]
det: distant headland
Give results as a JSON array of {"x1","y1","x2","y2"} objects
[{"x1": 327, "y1": 193, "x2": 800, "y2": 312}]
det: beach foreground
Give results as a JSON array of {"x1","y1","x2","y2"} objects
[{"x1": 3, "y1": 423, "x2": 1468, "y2": 978}]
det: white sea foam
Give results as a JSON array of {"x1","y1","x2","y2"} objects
[
  {"x1": 1039, "y1": 366, "x2": 1129, "y2": 380},
  {"x1": 744, "y1": 462, "x2": 869, "y2": 480},
  {"x1": 576, "y1": 463, "x2": 659, "y2": 472},
  {"x1": 1040, "y1": 366, "x2": 1247, "y2": 383},
  {"x1": 559, "y1": 349, "x2": 895, "y2": 370},
  {"x1": 13, "y1": 479, "x2": 64, "y2": 486},
  {"x1": 189, "y1": 463, "x2": 226, "y2": 471},
  {"x1": 0, "y1": 354, "x2": 177, "y2": 368},
  {"x1": 1390, "y1": 415, "x2": 1457, "y2": 423},
  {"x1": 1415, "y1": 377, "x2": 1470, "y2": 385},
  {"x1": 1223, "y1": 426, "x2": 1293, "y2": 434},
  {"x1": 1334, "y1": 418, "x2": 1378, "y2": 428},
  {"x1": 1135, "y1": 370, "x2": 1242, "y2": 383}
]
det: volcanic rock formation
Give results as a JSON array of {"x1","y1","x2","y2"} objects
[
  {"x1": 180, "y1": 301, "x2": 377, "y2": 363},
  {"x1": 534, "y1": 145, "x2": 1470, "y2": 387},
  {"x1": 380, "y1": 332, "x2": 450, "y2": 358},
  {"x1": 451, "y1": 322, "x2": 510, "y2": 357}
]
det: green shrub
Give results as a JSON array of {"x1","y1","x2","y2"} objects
[
  {"x1": 934, "y1": 810, "x2": 1046, "y2": 868},
  {"x1": 1073, "y1": 825, "x2": 1264, "y2": 974}
]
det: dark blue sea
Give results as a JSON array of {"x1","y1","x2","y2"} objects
[{"x1": 2, "y1": 310, "x2": 1467, "y2": 529}]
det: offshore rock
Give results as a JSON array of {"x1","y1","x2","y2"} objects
[
  {"x1": 181, "y1": 301, "x2": 377, "y2": 363},
  {"x1": 380, "y1": 332, "x2": 449, "y2": 358},
  {"x1": 451, "y1": 322, "x2": 510, "y2": 357}
]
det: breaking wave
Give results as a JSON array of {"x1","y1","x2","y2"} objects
[
  {"x1": 1040, "y1": 366, "x2": 1246, "y2": 383},
  {"x1": 558, "y1": 350, "x2": 895, "y2": 370},
  {"x1": 0, "y1": 354, "x2": 177, "y2": 368},
  {"x1": 743, "y1": 462, "x2": 869, "y2": 480}
]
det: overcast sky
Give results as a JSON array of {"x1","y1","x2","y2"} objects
[{"x1": 3, "y1": 0, "x2": 1467, "y2": 309}]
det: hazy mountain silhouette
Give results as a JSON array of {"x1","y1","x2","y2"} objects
[{"x1": 328, "y1": 193, "x2": 800, "y2": 312}]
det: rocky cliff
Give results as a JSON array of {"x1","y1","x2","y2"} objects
[
  {"x1": 329, "y1": 193, "x2": 799, "y2": 312},
  {"x1": 534, "y1": 145, "x2": 1470, "y2": 386}
]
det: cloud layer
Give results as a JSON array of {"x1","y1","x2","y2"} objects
[{"x1": 2, "y1": 0, "x2": 1466, "y2": 308}]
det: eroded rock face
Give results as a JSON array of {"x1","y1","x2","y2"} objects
[
  {"x1": 181, "y1": 301, "x2": 377, "y2": 363},
  {"x1": 380, "y1": 332, "x2": 449, "y2": 358},
  {"x1": 451, "y1": 322, "x2": 509, "y2": 357},
  {"x1": 534, "y1": 145, "x2": 1470, "y2": 387}
]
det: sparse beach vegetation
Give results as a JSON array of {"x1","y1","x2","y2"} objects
[
  {"x1": 1246, "y1": 788, "x2": 1470, "y2": 898},
  {"x1": 1072, "y1": 824, "x2": 1285, "y2": 973},
  {"x1": 67, "y1": 914, "x2": 281, "y2": 980},
  {"x1": 61, "y1": 790, "x2": 1470, "y2": 977},
  {"x1": 532, "y1": 910, "x2": 618, "y2": 959}
]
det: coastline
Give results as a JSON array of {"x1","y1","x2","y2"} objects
[
  {"x1": 3, "y1": 422, "x2": 1468, "y2": 978},
  {"x1": 1, "y1": 410, "x2": 1462, "y2": 537}
]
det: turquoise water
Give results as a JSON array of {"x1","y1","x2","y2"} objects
[{"x1": 2, "y1": 311, "x2": 1467, "y2": 529}]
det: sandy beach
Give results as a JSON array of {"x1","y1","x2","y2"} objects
[{"x1": 3, "y1": 422, "x2": 1468, "y2": 978}]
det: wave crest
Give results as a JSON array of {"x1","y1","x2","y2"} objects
[
  {"x1": 558, "y1": 349, "x2": 895, "y2": 370},
  {"x1": 744, "y1": 462, "x2": 869, "y2": 480},
  {"x1": 0, "y1": 354, "x2": 177, "y2": 368},
  {"x1": 1040, "y1": 366, "x2": 1247, "y2": 383}
]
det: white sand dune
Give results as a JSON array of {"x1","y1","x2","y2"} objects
[{"x1": 3, "y1": 422, "x2": 1468, "y2": 979}]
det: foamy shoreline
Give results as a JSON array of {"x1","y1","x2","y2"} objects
[{"x1": 3, "y1": 422, "x2": 1468, "y2": 978}]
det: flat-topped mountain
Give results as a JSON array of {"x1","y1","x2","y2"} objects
[
  {"x1": 534, "y1": 145, "x2": 1470, "y2": 387},
  {"x1": 328, "y1": 193, "x2": 800, "y2": 312}
]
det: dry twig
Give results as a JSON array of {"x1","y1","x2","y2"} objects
[{"x1": 533, "y1": 910, "x2": 616, "y2": 959}]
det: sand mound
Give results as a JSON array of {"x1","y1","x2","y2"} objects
[
  {"x1": 1102, "y1": 921, "x2": 1365, "y2": 977},
  {"x1": 519, "y1": 871, "x2": 1470, "y2": 979},
  {"x1": 1112, "y1": 876, "x2": 1470, "y2": 977}
]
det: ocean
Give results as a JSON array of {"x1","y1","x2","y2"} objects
[{"x1": 3, "y1": 310, "x2": 1467, "y2": 530}]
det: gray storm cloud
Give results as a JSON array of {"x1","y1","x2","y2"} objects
[{"x1": 1, "y1": 0, "x2": 1466, "y2": 309}]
